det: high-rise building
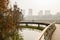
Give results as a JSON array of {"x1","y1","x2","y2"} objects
[
  {"x1": 45, "y1": 10, "x2": 51, "y2": 15},
  {"x1": 28, "y1": 9, "x2": 33, "y2": 16},
  {"x1": 38, "y1": 10, "x2": 43, "y2": 16}
]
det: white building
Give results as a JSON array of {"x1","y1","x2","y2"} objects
[
  {"x1": 45, "y1": 10, "x2": 51, "y2": 15},
  {"x1": 28, "y1": 9, "x2": 33, "y2": 16},
  {"x1": 38, "y1": 10, "x2": 43, "y2": 16}
]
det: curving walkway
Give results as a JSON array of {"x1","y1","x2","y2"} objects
[{"x1": 51, "y1": 24, "x2": 60, "y2": 40}]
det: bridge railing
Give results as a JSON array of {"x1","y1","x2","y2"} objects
[
  {"x1": 38, "y1": 21, "x2": 56, "y2": 40},
  {"x1": 17, "y1": 22, "x2": 49, "y2": 30}
]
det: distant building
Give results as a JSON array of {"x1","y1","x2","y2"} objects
[
  {"x1": 45, "y1": 10, "x2": 51, "y2": 15},
  {"x1": 56, "y1": 12, "x2": 60, "y2": 16},
  {"x1": 28, "y1": 9, "x2": 33, "y2": 16},
  {"x1": 38, "y1": 10, "x2": 43, "y2": 16}
]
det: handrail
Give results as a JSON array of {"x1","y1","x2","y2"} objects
[
  {"x1": 18, "y1": 22, "x2": 49, "y2": 26},
  {"x1": 38, "y1": 21, "x2": 56, "y2": 40}
]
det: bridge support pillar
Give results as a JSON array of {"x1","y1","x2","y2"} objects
[
  {"x1": 38, "y1": 24, "x2": 40, "y2": 28},
  {"x1": 26, "y1": 23, "x2": 28, "y2": 26}
]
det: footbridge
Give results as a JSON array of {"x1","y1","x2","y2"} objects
[
  {"x1": 17, "y1": 20, "x2": 56, "y2": 40},
  {"x1": 17, "y1": 21, "x2": 49, "y2": 30}
]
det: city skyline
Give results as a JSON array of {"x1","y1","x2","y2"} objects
[
  {"x1": 9, "y1": 0, "x2": 60, "y2": 16},
  {"x1": 22, "y1": 9, "x2": 60, "y2": 17}
]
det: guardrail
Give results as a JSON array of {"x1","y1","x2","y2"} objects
[{"x1": 38, "y1": 21, "x2": 56, "y2": 40}]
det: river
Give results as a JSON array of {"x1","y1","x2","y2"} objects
[{"x1": 18, "y1": 28, "x2": 44, "y2": 40}]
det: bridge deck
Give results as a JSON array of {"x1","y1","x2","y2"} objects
[{"x1": 51, "y1": 24, "x2": 60, "y2": 40}]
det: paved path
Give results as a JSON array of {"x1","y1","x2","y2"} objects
[{"x1": 51, "y1": 24, "x2": 60, "y2": 40}]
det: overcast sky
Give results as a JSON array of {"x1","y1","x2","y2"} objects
[{"x1": 9, "y1": 0, "x2": 60, "y2": 16}]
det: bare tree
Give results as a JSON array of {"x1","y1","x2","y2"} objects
[{"x1": 0, "y1": 0, "x2": 23, "y2": 40}]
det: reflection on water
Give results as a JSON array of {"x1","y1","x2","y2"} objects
[{"x1": 18, "y1": 28, "x2": 44, "y2": 40}]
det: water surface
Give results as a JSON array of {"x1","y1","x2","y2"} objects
[{"x1": 19, "y1": 28, "x2": 44, "y2": 40}]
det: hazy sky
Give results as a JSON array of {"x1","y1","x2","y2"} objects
[{"x1": 9, "y1": 0, "x2": 60, "y2": 15}]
